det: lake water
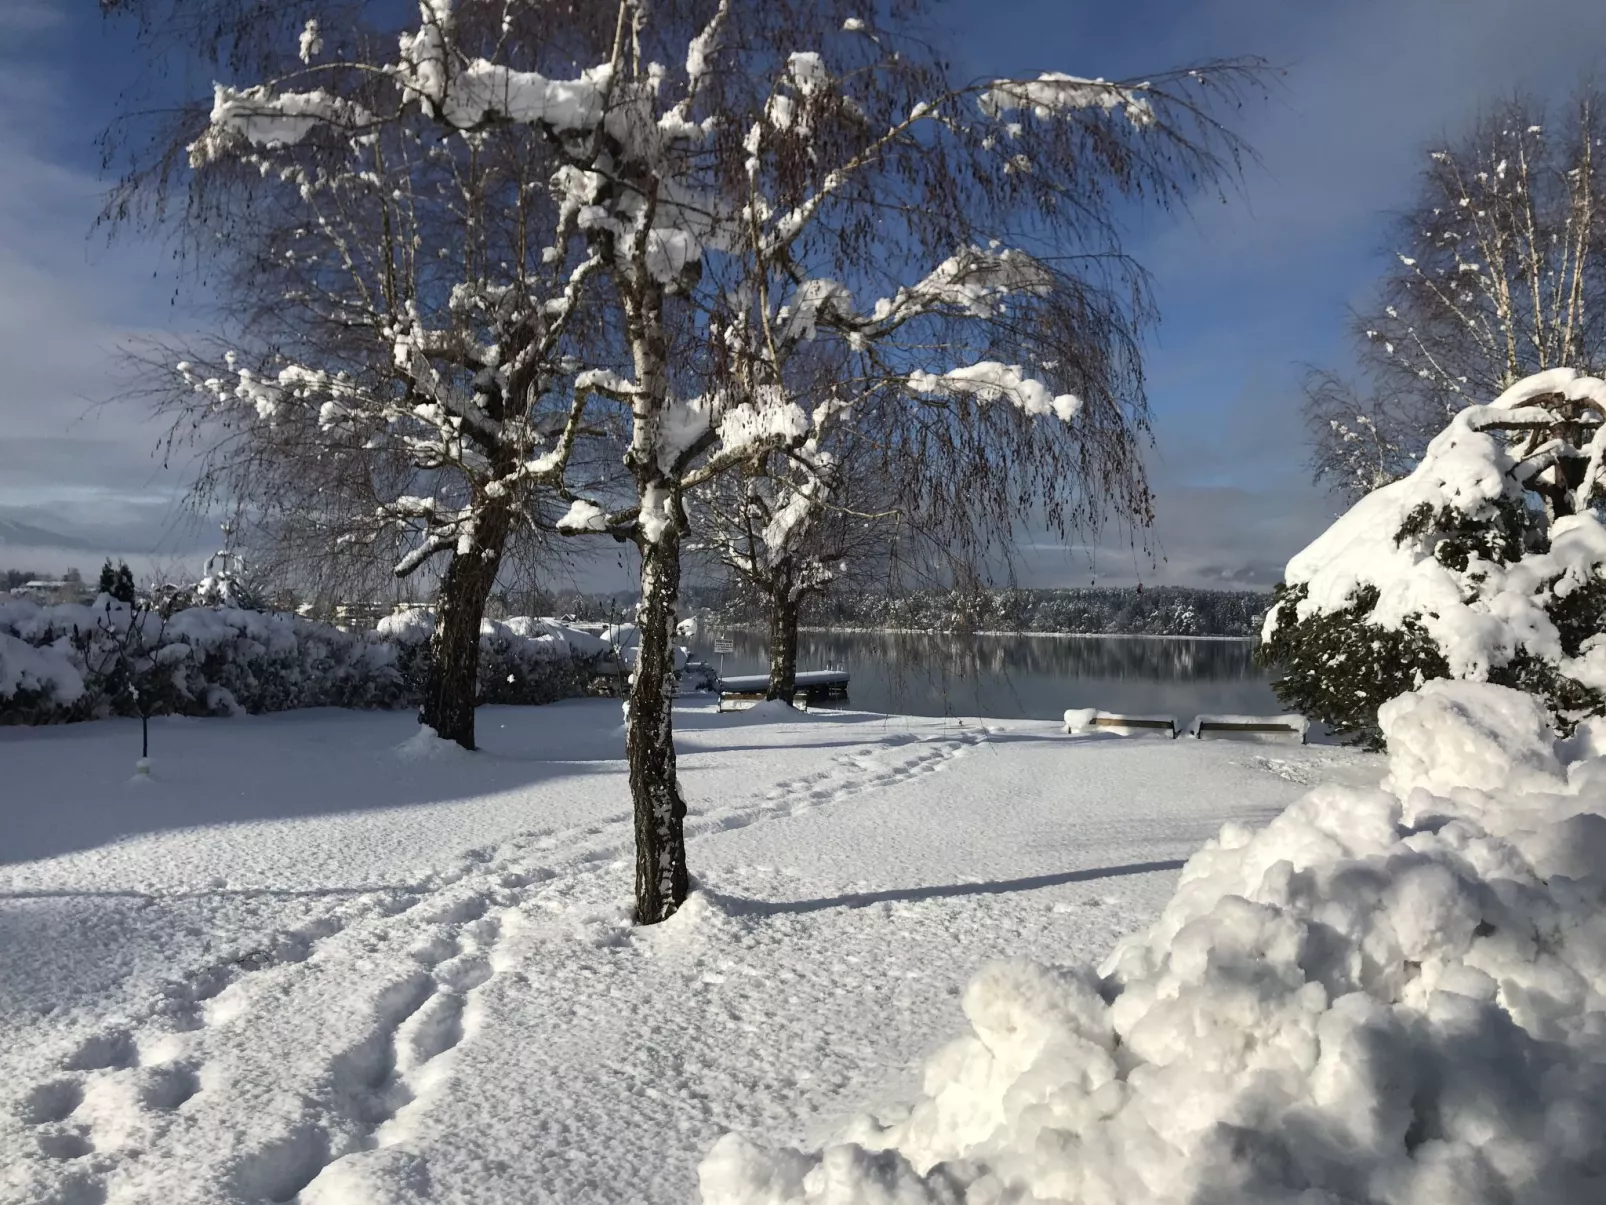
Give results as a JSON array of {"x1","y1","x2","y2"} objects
[{"x1": 685, "y1": 628, "x2": 1282, "y2": 723}]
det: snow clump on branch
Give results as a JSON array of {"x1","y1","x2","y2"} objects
[{"x1": 908, "y1": 361, "x2": 1083, "y2": 422}]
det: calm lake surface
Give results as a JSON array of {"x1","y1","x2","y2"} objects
[{"x1": 686, "y1": 629, "x2": 1282, "y2": 722}]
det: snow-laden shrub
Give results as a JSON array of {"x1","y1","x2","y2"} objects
[
  {"x1": 1261, "y1": 368, "x2": 1606, "y2": 746},
  {"x1": 0, "y1": 630, "x2": 86, "y2": 723},
  {"x1": 700, "y1": 679, "x2": 1606, "y2": 1205},
  {"x1": 378, "y1": 608, "x2": 615, "y2": 706},
  {"x1": 0, "y1": 596, "x2": 406, "y2": 723},
  {"x1": 0, "y1": 598, "x2": 607, "y2": 724}
]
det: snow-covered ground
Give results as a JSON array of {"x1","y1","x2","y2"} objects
[{"x1": 0, "y1": 700, "x2": 1373, "y2": 1205}]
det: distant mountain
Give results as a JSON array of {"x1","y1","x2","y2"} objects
[{"x1": 0, "y1": 518, "x2": 98, "y2": 551}]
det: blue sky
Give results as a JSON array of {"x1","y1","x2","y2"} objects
[{"x1": 2, "y1": 0, "x2": 1605, "y2": 590}]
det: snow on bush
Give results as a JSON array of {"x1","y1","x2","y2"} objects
[
  {"x1": 700, "y1": 678, "x2": 1606, "y2": 1204},
  {"x1": 0, "y1": 597, "x2": 607, "y2": 724},
  {"x1": 0, "y1": 630, "x2": 86, "y2": 722},
  {"x1": 379, "y1": 608, "x2": 613, "y2": 707},
  {"x1": 1261, "y1": 368, "x2": 1606, "y2": 745}
]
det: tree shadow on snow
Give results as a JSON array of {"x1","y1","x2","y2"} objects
[
  {"x1": 711, "y1": 859, "x2": 1186, "y2": 917},
  {"x1": 0, "y1": 702, "x2": 631, "y2": 866}
]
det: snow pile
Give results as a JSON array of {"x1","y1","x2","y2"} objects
[
  {"x1": 702, "y1": 679, "x2": 1606, "y2": 1205},
  {"x1": 1264, "y1": 368, "x2": 1606, "y2": 690}
]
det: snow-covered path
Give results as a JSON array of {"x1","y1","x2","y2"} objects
[{"x1": 0, "y1": 701, "x2": 1373, "y2": 1205}]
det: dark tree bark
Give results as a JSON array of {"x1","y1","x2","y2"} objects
[
  {"x1": 765, "y1": 560, "x2": 800, "y2": 703},
  {"x1": 418, "y1": 502, "x2": 511, "y2": 749},
  {"x1": 628, "y1": 522, "x2": 690, "y2": 924}
]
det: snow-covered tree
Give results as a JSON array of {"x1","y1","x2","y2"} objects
[
  {"x1": 691, "y1": 423, "x2": 899, "y2": 701},
  {"x1": 1264, "y1": 368, "x2": 1606, "y2": 746},
  {"x1": 108, "y1": 0, "x2": 1256, "y2": 922},
  {"x1": 127, "y1": 7, "x2": 617, "y2": 751},
  {"x1": 97, "y1": 560, "x2": 138, "y2": 605},
  {"x1": 1307, "y1": 89, "x2": 1606, "y2": 501}
]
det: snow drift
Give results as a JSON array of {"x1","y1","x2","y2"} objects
[{"x1": 701, "y1": 679, "x2": 1606, "y2": 1204}]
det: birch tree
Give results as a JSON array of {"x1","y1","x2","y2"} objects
[
  {"x1": 1309, "y1": 88, "x2": 1606, "y2": 500},
  {"x1": 109, "y1": 0, "x2": 1256, "y2": 923}
]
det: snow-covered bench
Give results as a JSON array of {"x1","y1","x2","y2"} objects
[
  {"x1": 1063, "y1": 709, "x2": 1177, "y2": 738},
  {"x1": 718, "y1": 671, "x2": 849, "y2": 713},
  {"x1": 1188, "y1": 713, "x2": 1309, "y2": 743}
]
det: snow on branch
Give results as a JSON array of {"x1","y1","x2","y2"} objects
[
  {"x1": 907, "y1": 362, "x2": 1083, "y2": 423},
  {"x1": 979, "y1": 72, "x2": 1155, "y2": 127},
  {"x1": 189, "y1": 86, "x2": 375, "y2": 166},
  {"x1": 1269, "y1": 369, "x2": 1606, "y2": 688},
  {"x1": 555, "y1": 498, "x2": 611, "y2": 534},
  {"x1": 869, "y1": 245, "x2": 1055, "y2": 325}
]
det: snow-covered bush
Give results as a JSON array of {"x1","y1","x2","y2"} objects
[
  {"x1": 1261, "y1": 368, "x2": 1606, "y2": 746},
  {"x1": 700, "y1": 678, "x2": 1606, "y2": 1204},
  {"x1": 0, "y1": 596, "x2": 406, "y2": 722},
  {"x1": 378, "y1": 609, "x2": 613, "y2": 707},
  {"x1": 0, "y1": 598, "x2": 607, "y2": 725},
  {"x1": 0, "y1": 630, "x2": 86, "y2": 723}
]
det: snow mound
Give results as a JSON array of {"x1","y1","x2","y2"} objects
[
  {"x1": 701, "y1": 680, "x2": 1606, "y2": 1205},
  {"x1": 0, "y1": 628, "x2": 84, "y2": 708},
  {"x1": 394, "y1": 724, "x2": 472, "y2": 760},
  {"x1": 727, "y1": 700, "x2": 808, "y2": 723}
]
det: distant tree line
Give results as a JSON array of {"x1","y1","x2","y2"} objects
[{"x1": 688, "y1": 584, "x2": 1269, "y2": 637}]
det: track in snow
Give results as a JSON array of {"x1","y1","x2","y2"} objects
[{"x1": 6, "y1": 722, "x2": 983, "y2": 1204}]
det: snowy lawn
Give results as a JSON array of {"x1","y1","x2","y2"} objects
[{"x1": 0, "y1": 700, "x2": 1373, "y2": 1205}]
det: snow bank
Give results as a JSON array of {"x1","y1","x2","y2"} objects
[{"x1": 702, "y1": 680, "x2": 1606, "y2": 1204}]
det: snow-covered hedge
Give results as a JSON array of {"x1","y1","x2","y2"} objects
[
  {"x1": 0, "y1": 598, "x2": 609, "y2": 724},
  {"x1": 701, "y1": 679, "x2": 1606, "y2": 1204},
  {"x1": 377, "y1": 608, "x2": 613, "y2": 706}
]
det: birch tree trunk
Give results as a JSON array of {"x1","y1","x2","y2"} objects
[
  {"x1": 628, "y1": 522, "x2": 690, "y2": 923},
  {"x1": 418, "y1": 502, "x2": 511, "y2": 750},
  {"x1": 765, "y1": 561, "x2": 800, "y2": 703},
  {"x1": 624, "y1": 270, "x2": 691, "y2": 924}
]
